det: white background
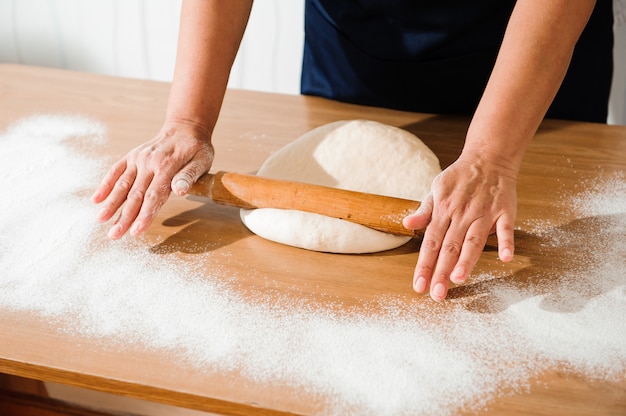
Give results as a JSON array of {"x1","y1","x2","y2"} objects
[{"x1": 0, "y1": 0, "x2": 624, "y2": 124}]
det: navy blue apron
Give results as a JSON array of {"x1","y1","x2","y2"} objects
[{"x1": 301, "y1": 0, "x2": 613, "y2": 122}]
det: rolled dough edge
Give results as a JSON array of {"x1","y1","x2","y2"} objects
[{"x1": 240, "y1": 208, "x2": 411, "y2": 254}]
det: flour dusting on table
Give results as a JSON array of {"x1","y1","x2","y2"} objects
[{"x1": 1, "y1": 115, "x2": 624, "y2": 415}]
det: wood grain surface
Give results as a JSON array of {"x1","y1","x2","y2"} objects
[{"x1": 0, "y1": 64, "x2": 624, "y2": 415}]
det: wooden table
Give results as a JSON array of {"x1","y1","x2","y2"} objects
[{"x1": 0, "y1": 64, "x2": 624, "y2": 415}]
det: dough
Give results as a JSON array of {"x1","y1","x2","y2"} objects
[{"x1": 240, "y1": 120, "x2": 441, "y2": 253}]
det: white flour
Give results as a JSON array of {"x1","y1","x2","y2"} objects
[{"x1": 0, "y1": 115, "x2": 624, "y2": 415}]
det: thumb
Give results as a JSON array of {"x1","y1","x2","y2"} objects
[
  {"x1": 402, "y1": 193, "x2": 434, "y2": 230},
  {"x1": 171, "y1": 157, "x2": 212, "y2": 196}
]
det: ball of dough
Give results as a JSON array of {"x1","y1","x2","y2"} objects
[{"x1": 240, "y1": 120, "x2": 441, "y2": 253}]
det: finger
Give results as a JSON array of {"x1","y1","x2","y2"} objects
[
  {"x1": 129, "y1": 177, "x2": 172, "y2": 236},
  {"x1": 496, "y1": 213, "x2": 515, "y2": 262},
  {"x1": 171, "y1": 155, "x2": 212, "y2": 196},
  {"x1": 427, "y1": 224, "x2": 468, "y2": 301},
  {"x1": 95, "y1": 169, "x2": 137, "y2": 223},
  {"x1": 91, "y1": 159, "x2": 127, "y2": 204},
  {"x1": 449, "y1": 219, "x2": 492, "y2": 285},
  {"x1": 403, "y1": 193, "x2": 433, "y2": 230},
  {"x1": 107, "y1": 173, "x2": 153, "y2": 240},
  {"x1": 412, "y1": 213, "x2": 450, "y2": 295}
]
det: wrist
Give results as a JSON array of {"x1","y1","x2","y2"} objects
[
  {"x1": 463, "y1": 118, "x2": 533, "y2": 174},
  {"x1": 161, "y1": 117, "x2": 214, "y2": 142},
  {"x1": 457, "y1": 146, "x2": 521, "y2": 181}
]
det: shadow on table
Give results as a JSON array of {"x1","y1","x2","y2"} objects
[
  {"x1": 447, "y1": 213, "x2": 626, "y2": 314},
  {"x1": 149, "y1": 199, "x2": 251, "y2": 254},
  {"x1": 400, "y1": 115, "x2": 577, "y2": 170},
  {"x1": 152, "y1": 205, "x2": 427, "y2": 259}
]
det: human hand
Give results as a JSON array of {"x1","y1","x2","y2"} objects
[
  {"x1": 91, "y1": 120, "x2": 214, "y2": 239},
  {"x1": 402, "y1": 155, "x2": 518, "y2": 301}
]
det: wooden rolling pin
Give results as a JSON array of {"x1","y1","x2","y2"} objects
[{"x1": 189, "y1": 171, "x2": 422, "y2": 237}]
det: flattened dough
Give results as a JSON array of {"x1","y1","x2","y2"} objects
[{"x1": 240, "y1": 120, "x2": 442, "y2": 253}]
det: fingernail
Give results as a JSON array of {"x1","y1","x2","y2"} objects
[
  {"x1": 451, "y1": 266, "x2": 466, "y2": 284},
  {"x1": 432, "y1": 283, "x2": 446, "y2": 300},
  {"x1": 90, "y1": 191, "x2": 100, "y2": 203},
  {"x1": 130, "y1": 222, "x2": 142, "y2": 236},
  {"x1": 500, "y1": 248, "x2": 513, "y2": 262},
  {"x1": 176, "y1": 179, "x2": 190, "y2": 194},
  {"x1": 414, "y1": 276, "x2": 427, "y2": 293},
  {"x1": 96, "y1": 207, "x2": 108, "y2": 222},
  {"x1": 107, "y1": 224, "x2": 122, "y2": 239}
]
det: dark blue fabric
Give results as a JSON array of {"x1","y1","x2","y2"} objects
[
  {"x1": 547, "y1": 0, "x2": 613, "y2": 122},
  {"x1": 301, "y1": 0, "x2": 613, "y2": 122}
]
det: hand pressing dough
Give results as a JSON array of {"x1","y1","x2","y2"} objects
[{"x1": 240, "y1": 120, "x2": 442, "y2": 253}]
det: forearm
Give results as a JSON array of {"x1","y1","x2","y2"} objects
[
  {"x1": 464, "y1": 0, "x2": 596, "y2": 171},
  {"x1": 93, "y1": 0, "x2": 253, "y2": 239},
  {"x1": 165, "y1": 0, "x2": 253, "y2": 135}
]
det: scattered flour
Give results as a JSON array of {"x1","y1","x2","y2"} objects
[
  {"x1": 495, "y1": 173, "x2": 626, "y2": 379},
  {"x1": 0, "y1": 115, "x2": 624, "y2": 415}
]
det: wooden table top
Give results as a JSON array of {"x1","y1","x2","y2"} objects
[{"x1": 0, "y1": 64, "x2": 624, "y2": 415}]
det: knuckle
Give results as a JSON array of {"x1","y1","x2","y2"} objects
[
  {"x1": 114, "y1": 211, "x2": 134, "y2": 227},
  {"x1": 155, "y1": 158, "x2": 176, "y2": 173},
  {"x1": 143, "y1": 188, "x2": 165, "y2": 204},
  {"x1": 442, "y1": 241, "x2": 461, "y2": 256},
  {"x1": 126, "y1": 188, "x2": 145, "y2": 202},
  {"x1": 463, "y1": 233, "x2": 486, "y2": 249},
  {"x1": 415, "y1": 264, "x2": 434, "y2": 277},
  {"x1": 137, "y1": 147, "x2": 173, "y2": 171},
  {"x1": 115, "y1": 216, "x2": 130, "y2": 226},
  {"x1": 115, "y1": 179, "x2": 132, "y2": 191},
  {"x1": 433, "y1": 272, "x2": 450, "y2": 283},
  {"x1": 421, "y1": 238, "x2": 441, "y2": 252}
]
